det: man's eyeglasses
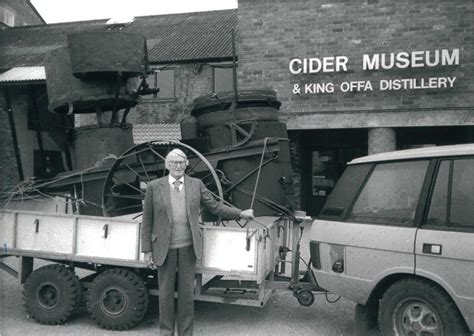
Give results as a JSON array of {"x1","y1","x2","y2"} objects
[{"x1": 168, "y1": 161, "x2": 187, "y2": 167}]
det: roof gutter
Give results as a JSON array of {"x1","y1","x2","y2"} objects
[{"x1": 0, "y1": 80, "x2": 45, "y2": 86}]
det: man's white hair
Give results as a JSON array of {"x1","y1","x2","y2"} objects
[{"x1": 165, "y1": 148, "x2": 187, "y2": 162}]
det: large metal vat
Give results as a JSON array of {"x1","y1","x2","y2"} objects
[
  {"x1": 67, "y1": 32, "x2": 147, "y2": 78},
  {"x1": 191, "y1": 90, "x2": 294, "y2": 216},
  {"x1": 191, "y1": 90, "x2": 282, "y2": 150},
  {"x1": 71, "y1": 125, "x2": 135, "y2": 216},
  {"x1": 45, "y1": 46, "x2": 137, "y2": 114}
]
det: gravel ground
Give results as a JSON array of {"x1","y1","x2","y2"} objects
[{"x1": 1, "y1": 270, "x2": 356, "y2": 336}]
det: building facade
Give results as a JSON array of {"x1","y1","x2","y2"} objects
[
  {"x1": 0, "y1": 0, "x2": 45, "y2": 27},
  {"x1": 0, "y1": 0, "x2": 45, "y2": 189},
  {"x1": 2, "y1": 2, "x2": 473, "y2": 216},
  {"x1": 237, "y1": 0, "x2": 474, "y2": 215}
]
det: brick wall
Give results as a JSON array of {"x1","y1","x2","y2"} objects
[
  {"x1": 76, "y1": 63, "x2": 216, "y2": 127},
  {"x1": 130, "y1": 64, "x2": 215, "y2": 124},
  {"x1": 237, "y1": 0, "x2": 474, "y2": 128},
  {"x1": 237, "y1": 0, "x2": 474, "y2": 213}
]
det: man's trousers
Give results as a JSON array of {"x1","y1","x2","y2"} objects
[{"x1": 157, "y1": 246, "x2": 196, "y2": 336}]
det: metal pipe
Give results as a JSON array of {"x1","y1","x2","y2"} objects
[
  {"x1": 4, "y1": 88, "x2": 24, "y2": 181},
  {"x1": 249, "y1": 138, "x2": 269, "y2": 209},
  {"x1": 28, "y1": 85, "x2": 46, "y2": 177},
  {"x1": 231, "y1": 29, "x2": 238, "y2": 120}
]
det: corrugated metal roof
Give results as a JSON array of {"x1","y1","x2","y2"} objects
[
  {"x1": 0, "y1": 10, "x2": 237, "y2": 68},
  {"x1": 133, "y1": 123, "x2": 182, "y2": 144},
  {"x1": 0, "y1": 66, "x2": 45, "y2": 83}
]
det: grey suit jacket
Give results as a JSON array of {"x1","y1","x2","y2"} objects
[{"x1": 140, "y1": 174, "x2": 242, "y2": 266}]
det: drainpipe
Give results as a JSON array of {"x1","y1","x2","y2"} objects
[
  {"x1": 29, "y1": 85, "x2": 47, "y2": 177},
  {"x1": 231, "y1": 29, "x2": 238, "y2": 121},
  {"x1": 4, "y1": 88, "x2": 24, "y2": 181}
]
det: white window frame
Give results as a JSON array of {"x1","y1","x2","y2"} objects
[
  {"x1": 212, "y1": 63, "x2": 236, "y2": 93},
  {"x1": 142, "y1": 68, "x2": 176, "y2": 101},
  {"x1": 0, "y1": 7, "x2": 15, "y2": 26}
]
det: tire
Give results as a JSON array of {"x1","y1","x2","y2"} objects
[
  {"x1": 378, "y1": 278, "x2": 468, "y2": 336},
  {"x1": 23, "y1": 264, "x2": 83, "y2": 325},
  {"x1": 86, "y1": 268, "x2": 149, "y2": 330},
  {"x1": 355, "y1": 304, "x2": 379, "y2": 336},
  {"x1": 296, "y1": 289, "x2": 315, "y2": 306}
]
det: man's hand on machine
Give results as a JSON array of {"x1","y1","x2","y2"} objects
[
  {"x1": 144, "y1": 251, "x2": 156, "y2": 269},
  {"x1": 240, "y1": 209, "x2": 255, "y2": 221}
]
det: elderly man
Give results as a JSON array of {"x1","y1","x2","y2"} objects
[{"x1": 141, "y1": 148, "x2": 254, "y2": 336}]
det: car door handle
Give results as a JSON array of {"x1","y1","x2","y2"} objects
[{"x1": 422, "y1": 243, "x2": 442, "y2": 255}]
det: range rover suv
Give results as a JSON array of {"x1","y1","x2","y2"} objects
[{"x1": 310, "y1": 144, "x2": 474, "y2": 335}]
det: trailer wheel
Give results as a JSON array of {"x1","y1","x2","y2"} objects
[
  {"x1": 378, "y1": 278, "x2": 469, "y2": 336},
  {"x1": 23, "y1": 264, "x2": 83, "y2": 325},
  {"x1": 296, "y1": 289, "x2": 315, "y2": 306},
  {"x1": 86, "y1": 268, "x2": 149, "y2": 330}
]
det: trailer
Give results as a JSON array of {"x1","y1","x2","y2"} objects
[
  {"x1": 0, "y1": 208, "x2": 318, "y2": 330},
  {"x1": 0, "y1": 112, "x2": 321, "y2": 330}
]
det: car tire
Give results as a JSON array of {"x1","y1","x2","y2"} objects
[
  {"x1": 86, "y1": 268, "x2": 148, "y2": 330},
  {"x1": 23, "y1": 264, "x2": 83, "y2": 325},
  {"x1": 355, "y1": 303, "x2": 380, "y2": 336},
  {"x1": 378, "y1": 278, "x2": 468, "y2": 336}
]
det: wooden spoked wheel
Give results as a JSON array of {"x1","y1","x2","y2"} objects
[{"x1": 102, "y1": 140, "x2": 223, "y2": 217}]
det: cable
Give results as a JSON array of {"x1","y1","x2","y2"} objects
[
  {"x1": 249, "y1": 137, "x2": 269, "y2": 210},
  {"x1": 325, "y1": 292, "x2": 341, "y2": 303}
]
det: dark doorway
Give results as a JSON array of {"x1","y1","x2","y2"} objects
[
  {"x1": 397, "y1": 126, "x2": 474, "y2": 149},
  {"x1": 298, "y1": 129, "x2": 368, "y2": 216}
]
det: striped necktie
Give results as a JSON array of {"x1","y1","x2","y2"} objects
[{"x1": 173, "y1": 180, "x2": 182, "y2": 192}]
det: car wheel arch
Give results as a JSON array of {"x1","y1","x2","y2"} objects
[
  {"x1": 378, "y1": 277, "x2": 470, "y2": 335},
  {"x1": 366, "y1": 273, "x2": 468, "y2": 331},
  {"x1": 369, "y1": 273, "x2": 457, "y2": 305}
]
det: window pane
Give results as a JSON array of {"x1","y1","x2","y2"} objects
[
  {"x1": 320, "y1": 163, "x2": 372, "y2": 220},
  {"x1": 141, "y1": 69, "x2": 175, "y2": 99},
  {"x1": 348, "y1": 160, "x2": 429, "y2": 226},
  {"x1": 450, "y1": 158, "x2": 474, "y2": 228},
  {"x1": 426, "y1": 161, "x2": 449, "y2": 226},
  {"x1": 214, "y1": 67, "x2": 234, "y2": 92},
  {"x1": 156, "y1": 70, "x2": 175, "y2": 99}
]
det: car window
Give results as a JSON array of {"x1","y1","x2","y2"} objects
[
  {"x1": 347, "y1": 160, "x2": 429, "y2": 226},
  {"x1": 426, "y1": 160, "x2": 450, "y2": 226},
  {"x1": 451, "y1": 158, "x2": 474, "y2": 228},
  {"x1": 319, "y1": 164, "x2": 372, "y2": 220},
  {"x1": 426, "y1": 158, "x2": 474, "y2": 229}
]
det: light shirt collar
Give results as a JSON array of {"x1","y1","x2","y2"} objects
[{"x1": 169, "y1": 175, "x2": 184, "y2": 190}]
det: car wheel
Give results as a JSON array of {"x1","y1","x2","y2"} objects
[
  {"x1": 23, "y1": 264, "x2": 83, "y2": 325},
  {"x1": 379, "y1": 278, "x2": 468, "y2": 336},
  {"x1": 86, "y1": 268, "x2": 148, "y2": 330},
  {"x1": 355, "y1": 303, "x2": 379, "y2": 336}
]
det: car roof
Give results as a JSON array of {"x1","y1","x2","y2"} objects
[{"x1": 349, "y1": 143, "x2": 474, "y2": 165}]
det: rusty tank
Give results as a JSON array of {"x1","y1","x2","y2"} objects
[{"x1": 190, "y1": 89, "x2": 294, "y2": 216}]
